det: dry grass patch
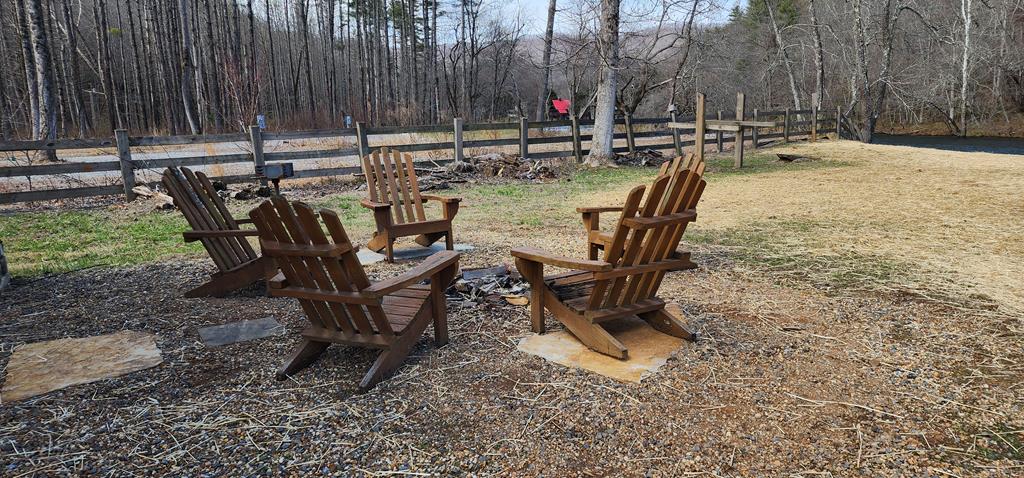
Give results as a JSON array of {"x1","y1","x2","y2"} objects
[{"x1": 688, "y1": 140, "x2": 1024, "y2": 317}]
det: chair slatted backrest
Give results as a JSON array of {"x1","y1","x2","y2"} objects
[
  {"x1": 361, "y1": 148, "x2": 427, "y2": 225},
  {"x1": 162, "y1": 167, "x2": 258, "y2": 273},
  {"x1": 586, "y1": 165, "x2": 707, "y2": 311},
  {"x1": 249, "y1": 197, "x2": 396, "y2": 339}
]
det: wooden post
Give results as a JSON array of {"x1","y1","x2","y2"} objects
[
  {"x1": 115, "y1": 129, "x2": 136, "y2": 201},
  {"x1": 249, "y1": 125, "x2": 267, "y2": 187},
  {"x1": 519, "y1": 116, "x2": 529, "y2": 158},
  {"x1": 716, "y1": 110, "x2": 724, "y2": 152},
  {"x1": 734, "y1": 92, "x2": 746, "y2": 168},
  {"x1": 453, "y1": 117, "x2": 464, "y2": 163},
  {"x1": 694, "y1": 94, "x2": 706, "y2": 163},
  {"x1": 571, "y1": 113, "x2": 583, "y2": 163},
  {"x1": 669, "y1": 105, "x2": 682, "y2": 156},
  {"x1": 355, "y1": 122, "x2": 370, "y2": 158},
  {"x1": 810, "y1": 93, "x2": 819, "y2": 142},
  {"x1": 783, "y1": 108, "x2": 791, "y2": 143},
  {"x1": 751, "y1": 108, "x2": 759, "y2": 150},
  {"x1": 624, "y1": 112, "x2": 636, "y2": 153}
]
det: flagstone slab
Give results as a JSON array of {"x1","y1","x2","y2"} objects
[
  {"x1": 517, "y1": 315, "x2": 686, "y2": 383},
  {"x1": 1, "y1": 330, "x2": 163, "y2": 402},
  {"x1": 198, "y1": 317, "x2": 284, "y2": 347},
  {"x1": 357, "y1": 243, "x2": 475, "y2": 264}
]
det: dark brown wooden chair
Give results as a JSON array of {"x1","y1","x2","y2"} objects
[
  {"x1": 512, "y1": 167, "x2": 706, "y2": 358},
  {"x1": 579, "y1": 153, "x2": 705, "y2": 262},
  {"x1": 162, "y1": 166, "x2": 274, "y2": 297},
  {"x1": 249, "y1": 197, "x2": 460, "y2": 391},
  {"x1": 360, "y1": 147, "x2": 461, "y2": 263}
]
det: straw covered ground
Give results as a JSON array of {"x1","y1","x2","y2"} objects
[{"x1": 1, "y1": 139, "x2": 1022, "y2": 476}]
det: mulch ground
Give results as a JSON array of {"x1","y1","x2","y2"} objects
[{"x1": 2, "y1": 245, "x2": 1019, "y2": 477}]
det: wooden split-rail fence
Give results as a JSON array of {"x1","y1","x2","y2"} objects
[{"x1": 0, "y1": 105, "x2": 839, "y2": 205}]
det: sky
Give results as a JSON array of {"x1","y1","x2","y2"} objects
[{"x1": 510, "y1": 0, "x2": 744, "y2": 35}]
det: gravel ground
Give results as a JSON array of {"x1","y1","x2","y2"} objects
[{"x1": 2, "y1": 244, "x2": 1021, "y2": 476}]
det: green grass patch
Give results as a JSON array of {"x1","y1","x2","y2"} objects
[
  {"x1": 688, "y1": 219, "x2": 912, "y2": 293},
  {"x1": 703, "y1": 151, "x2": 850, "y2": 178},
  {"x1": 0, "y1": 210, "x2": 200, "y2": 277},
  {"x1": 0, "y1": 155, "x2": 850, "y2": 279}
]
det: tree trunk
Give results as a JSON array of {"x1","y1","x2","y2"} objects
[
  {"x1": 585, "y1": 0, "x2": 621, "y2": 167},
  {"x1": 534, "y1": 0, "x2": 557, "y2": 121},
  {"x1": 808, "y1": 0, "x2": 824, "y2": 109},
  {"x1": 178, "y1": 0, "x2": 201, "y2": 133},
  {"x1": 94, "y1": 0, "x2": 119, "y2": 132},
  {"x1": 16, "y1": 0, "x2": 40, "y2": 139},
  {"x1": 959, "y1": 0, "x2": 972, "y2": 137},
  {"x1": 25, "y1": 0, "x2": 57, "y2": 160},
  {"x1": 764, "y1": 0, "x2": 801, "y2": 110}
]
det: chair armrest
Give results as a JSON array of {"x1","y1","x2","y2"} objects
[
  {"x1": 362, "y1": 250, "x2": 461, "y2": 298},
  {"x1": 576, "y1": 206, "x2": 624, "y2": 213},
  {"x1": 422, "y1": 194, "x2": 461, "y2": 204},
  {"x1": 622, "y1": 210, "x2": 697, "y2": 230},
  {"x1": 510, "y1": 247, "x2": 612, "y2": 272},
  {"x1": 360, "y1": 198, "x2": 391, "y2": 210},
  {"x1": 183, "y1": 229, "x2": 260, "y2": 242},
  {"x1": 260, "y1": 239, "x2": 354, "y2": 258}
]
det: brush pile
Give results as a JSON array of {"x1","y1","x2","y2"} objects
[
  {"x1": 614, "y1": 148, "x2": 670, "y2": 167},
  {"x1": 448, "y1": 264, "x2": 529, "y2": 307},
  {"x1": 416, "y1": 153, "x2": 557, "y2": 191}
]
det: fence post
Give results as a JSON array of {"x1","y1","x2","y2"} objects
[
  {"x1": 355, "y1": 122, "x2": 370, "y2": 158},
  {"x1": 716, "y1": 110, "x2": 724, "y2": 153},
  {"x1": 669, "y1": 105, "x2": 682, "y2": 156},
  {"x1": 115, "y1": 129, "x2": 136, "y2": 201},
  {"x1": 571, "y1": 113, "x2": 583, "y2": 163},
  {"x1": 810, "y1": 93, "x2": 819, "y2": 142},
  {"x1": 751, "y1": 108, "x2": 759, "y2": 150},
  {"x1": 734, "y1": 92, "x2": 746, "y2": 168},
  {"x1": 783, "y1": 108, "x2": 791, "y2": 143},
  {"x1": 694, "y1": 94, "x2": 706, "y2": 163},
  {"x1": 624, "y1": 112, "x2": 636, "y2": 153},
  {"x1": 519, "y1": 116, "x2": 529, "y2": 158},
  {"x1": 453, "y1": 117, "x2": 464, "y2": 163},
  {"x1": 249, "y1": 125, "x2": 267, "y2": 187}
]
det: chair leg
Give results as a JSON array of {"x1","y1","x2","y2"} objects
[
  {"x1": 276, "y1": 339, "x2": 330, "y2": 380},
  {"x1": 185, "y1": 258, "x2": 268, "y2": 298},
  {"x1": 385, "y1": 238, "x2": 395, "y2": 263},
  {"x1": 414, "y1": 231, "x2": 445, "y2": 247},
  {"x1": 639, "y1": 308, "x2": 696, "y2": 341},
  {"x1": 430, "y1": 284, "x2": 449, "y2": 346},
  {"x1": 445, "y1": 230, "x2": 454, "y2": 250},
  {"x1": 514, "y1": 258, "x2": 545, "y2": 333},
  {"x1": 367, "y1": 232, "x2": 389, "y2": 253},
  {"x1": 358, "y1": 305, "x2": 434, "y2": 392},
  {"x1": 543, "y1": 288, "x2": 627, "y2": 359},
  {"x1": 588, "y1": 242, "x2": 601, "y2": 261}
]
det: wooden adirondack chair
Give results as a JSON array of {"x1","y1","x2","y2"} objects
[
  {"x1": 579, "y1": 153, "x2": 705, "y2": 262},
  {"x1": 162, "y1": 166, "x2": 274, "y2": 297},
  {"x1": 511, "y1": 167, "x2": 706, "y2": 358},
  {"x1": 360, "y1": 148, "x2": 461, "y2": 263},
  {"x1": 249, "y1": 197, "x2": 460, "y2": 391}
]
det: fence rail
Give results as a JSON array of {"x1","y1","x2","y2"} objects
[{"x1": 1, "y1": 105, "x2": 836, "y2": 205}]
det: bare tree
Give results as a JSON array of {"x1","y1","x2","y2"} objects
[
  {"x1": 535, "y1": 0, "x2": 558, "y2": 121},
  {"x1": 586, "y1": 0, "x2": 621, "y2": 166}
]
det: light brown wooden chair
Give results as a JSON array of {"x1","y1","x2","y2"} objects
[
  {"x1": 512, "y1": 167, "x2": 706, "y2": 358},
  {"x1": 162, "y1": 166, "x2": 274, "y2": 297},
  {"x1": 579, "y1": 154, "x2": 705, "y2": 262},
  {"x1": 360, "y1": 147, "x2": 461, "y2": 263},
  {"x1": 249, "y1": 197, "x2": 460, "y2": 391}
]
